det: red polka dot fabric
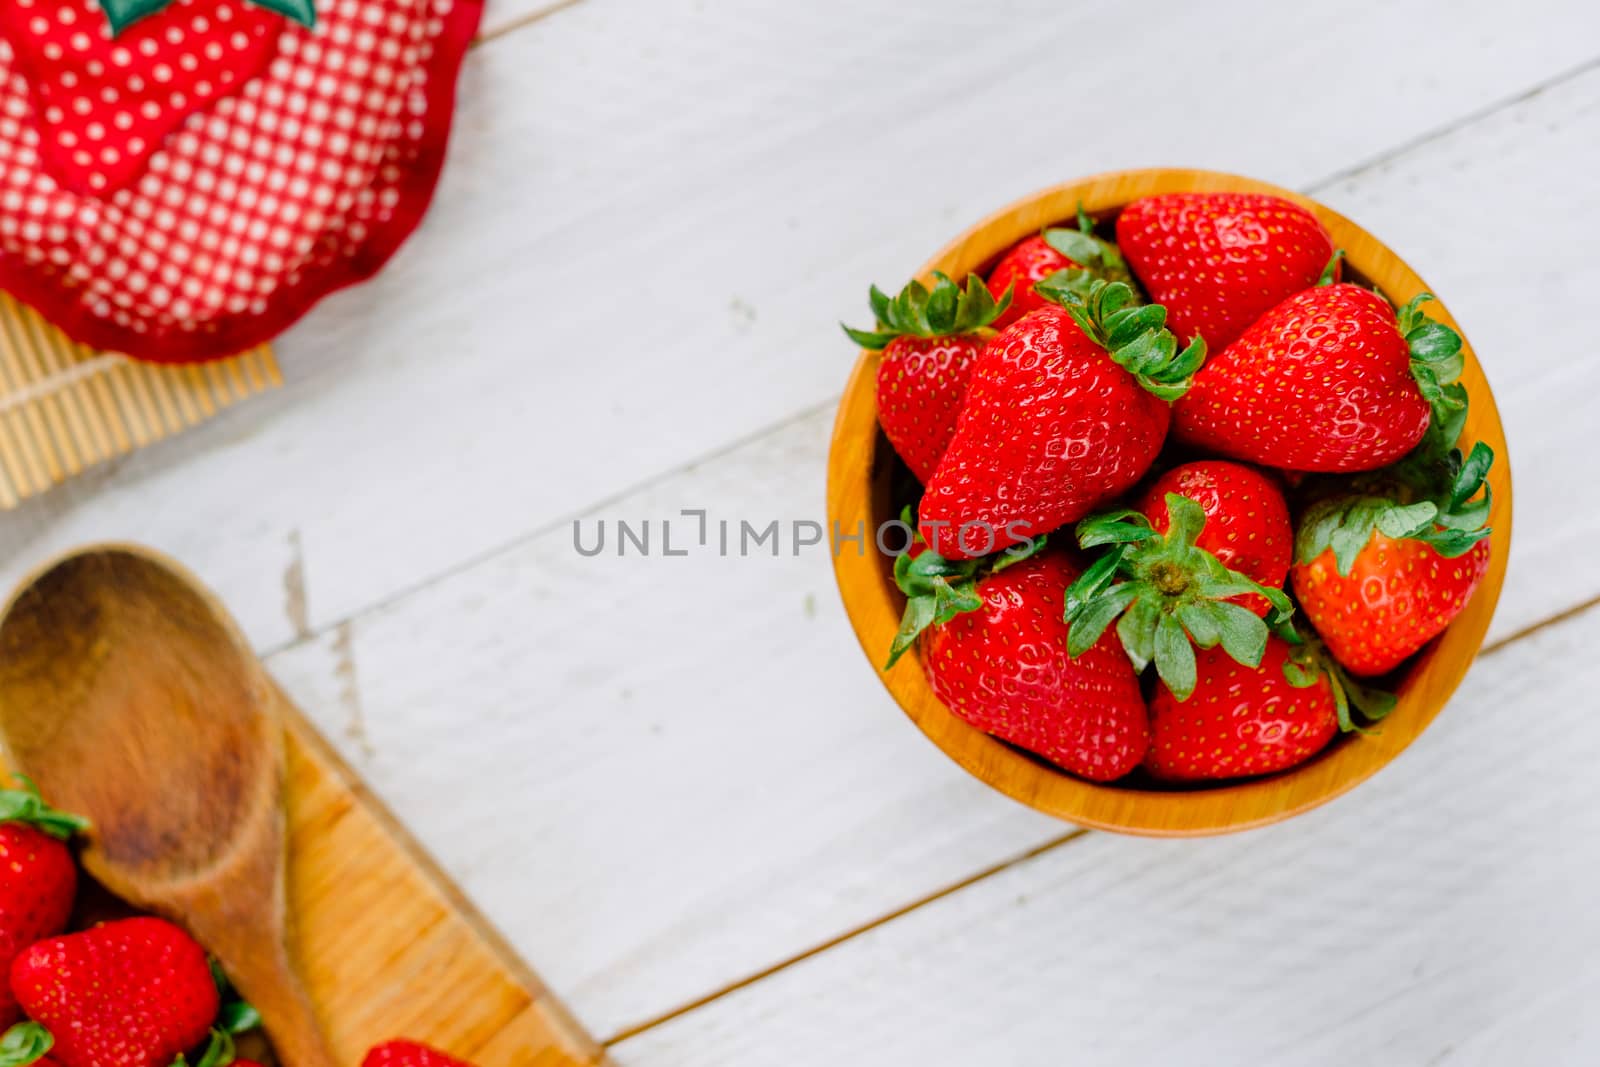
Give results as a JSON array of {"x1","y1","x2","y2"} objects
[{"x1": 0, "y1": 0, "x2": 483, "y2": 363}]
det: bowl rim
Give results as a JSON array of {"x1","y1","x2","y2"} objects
[{"x1": 826, "y1": 167, "x2": 1513, "y2": 837}]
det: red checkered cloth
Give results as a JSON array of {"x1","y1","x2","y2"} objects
[{"x1": 0, "y1": 0, "x2": 482, "y2": 363}]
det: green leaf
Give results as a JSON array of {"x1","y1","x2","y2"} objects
[
  {"x1": 1374, "y1": 500, "x2": 1438, "y2": 539},
  {"x1": 1067, "y1": 585, "x2": 1140, "y2": 658},
  {"x1": 923, "y1": 274, "x2": 960, "y2": 334},
  {"x1": 1282, "y1": 654, "x2": 1320, "y2": 688},
  {"x1": 218, "y1": 1002, "x2": 262, "y2": 1037},
  {"x1": 0, "y1": 1023, "x2": 53, "y2": 1067},
  {"x1": 1211, "y1": 602, "x2": 1268, "y2": 668},
  {"x1": 1075, "y1": 510, "x2": 1158, "y2": 550},
  {"x1": 1043, "y1": 228, "x2": 1112, "y2": 268},
  {"x1": 96, "y1": 0, "x2": 175, "y2": 34},
  {"x1": 248, "y1": 0, "x2": 317, "y2": 26},
  {"x1": 1162, "y1": 493, "x2": 1208, "y2": 550},
  {"x1": 0, "y1": 776, "x2": 89, "y2": 840},
  {"x1": 1063, "y1": 548, "x2": 1124, "y2": 622},
  {"x1": 989, "y1": 534, "x2": 1047, "y2": 573},
  {"x1": 1116, "y1": 596, "x2": 1161, "y2": 672},
  {"x1": 1317, "y1": 250, "x2": 1345, "y2": 286},
  {"x1": 886, "y1": 594, "x2": 938, "y2": 669},
  {"x1": 845, "y1": 274, "x2": 1007, "y2": 348},
  {"x1": 1176, "y1": 602, "x2": 1222, "y2": 648},
  {"x1": 1153, "y1": 612, "x2": 1199, "y2": 701},
  {"x1": 841, "y1": 325, "x2": 898, "y2": 350}
]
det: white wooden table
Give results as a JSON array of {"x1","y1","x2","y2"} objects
[{"x1": 4, "y1": 1, "x2": 1599, "y2": 1062}]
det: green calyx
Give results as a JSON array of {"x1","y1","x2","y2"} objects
[
  {"x1": 1035, "y1": 277, "x2": 1205, "y2": 402},
  {"x1": 1296, "y1": 439, "x2": 1494, "y2": 575},
  {"x1": 173, "y1": 1028, "x2": 241, "y2": 1067},
  {"x1": 97, "y1": 0, "x2": 315, "y2": 35},
  {"x1": 842, "y1": 272, "x2": 1011, "y2": 350},
  {"x1": 1317, "y1": 250, "x2": 1345, "y2": 286},
  {"x1": 0, "y1": 776, "x2": 89, "y2": 841},
  {"x1": 1396, "y1": 293, "x2": 1468, "y2": 422},
  {"x1": 0, "y1": 1023, "x2": 52, "y2": 1067},
  {"x1": 1276, "y1": 618, "x2": 1396, "y2": 732},
  {"x1": 884, "y1": 523, "x2": 1047, "y2": 670},
  {"x1": 1064, "y1": 494, "x2": 1294, "y2": 701},
  {"x1": 1037, "y1": 204, "x2": 1143, "y2": 301}
]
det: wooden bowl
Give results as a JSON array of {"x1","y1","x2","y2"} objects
[{"x1": 828, "y1": 168, "x2": 1512, "y2": 837}]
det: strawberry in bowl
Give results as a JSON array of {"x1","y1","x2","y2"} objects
[{"x1": 829, "y1": 169, "x2": 1510, "y2": 836}]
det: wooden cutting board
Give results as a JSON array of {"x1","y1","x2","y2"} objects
[{"x1": 1, "y1": 687, "x2": 606, "y2": 1067}]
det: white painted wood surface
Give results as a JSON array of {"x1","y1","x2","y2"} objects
[
  {"x1": 2, "y1": 0, "x2": 1598, "y2": 1061},
  {"x1": 616, "y1": 605, "x2": 1600, "y2": 1066}
]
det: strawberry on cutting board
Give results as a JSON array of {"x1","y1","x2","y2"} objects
[
  {"x1": 985, "y1": 207, "x2": 1140, "y2": 328},
  {"x1": 363, "y1": 1040, "x2": 476, "y2": 1067},
  {"x1": 1173, "y1": 287, "x2": 1465, "y2": 473},
  {"x1": 1116, "y1": 191, "x2": 1336, "y2": 350},
  {"x1": 844, "y1": 274, "x2": 1010, "y2": 484},
  {"x1": 886, "y1": 542, "x2": 1149, "y2": 781},
  {"x1": 917, "y1": 279, "x2": 1204, "y2": 559},
  {"x1": 10, "y1": 917, "x2": 220, "y2": 1067},
  {"x1": 1146, "y1": 629, "x2": 1394, "y2": 782},
  {"x1": 0, "y1": 0, "x2": 314, "y2": 196},
  {"x1": 0, "y1": 781, "x2": 86, "y2": 1033}
]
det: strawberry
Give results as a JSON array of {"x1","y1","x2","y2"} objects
[
  {"x1": 844, "y1": 274, "x2": 1010, "y2": 484},
  {"x1": 886, "y1": 541, "x2": 1149, "y2": 781},
  {"x1": 1173, "y1": 286, "x2": 1464, "y2": 473},
  {"x1": 362, "y1": 1040, "x2": 475, "y2": 1067},
  {"x1": 1292, "y1": 397, "x2": 1495, "y2": 676},
  {"x1": 917, "y1": 279, "x2": 1204, "y2": 559},
  {"x1": 1063, "y1": 493, "x2": 1294, "y2": 701},
  {"x1": 985, "y1": 207, "x2": 1140, "y2": 328},
  {"x1": 1146, "y1": 629, "x2": 1394, "y2": 781},
  {"x1": 11, "y1": 917, "x2": 220, "y2": 1067},
  {"x1": 1136, "y1": 460, "x2": 1293, "y2": 617},
  {"x1": 1116, "y1": 191, "x2": 1335, "y2": 350},
  {"x1": 0, "y1": 781, "x2": 86, "y2": 1033},
  {"x1": 0, "y1": 0, "x2": 314, "y2": 196}
]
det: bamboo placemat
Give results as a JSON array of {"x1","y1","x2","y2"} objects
[{"x1": 0, "y1": 293, "x2": 280, "y2": 508}]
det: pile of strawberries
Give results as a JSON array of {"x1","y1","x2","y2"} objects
[
  {"x1": 847, "y1": 191, "x2": 1494, "y2": 784},
  {"x1": 0, "y1": 780, "x2": 477, "y2": 1067}
]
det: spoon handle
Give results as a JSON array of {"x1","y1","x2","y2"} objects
[{"x1": 230, "y1": 939, "x2": 341, "y2": 1067}]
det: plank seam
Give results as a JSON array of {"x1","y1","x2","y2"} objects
[{"x1": 600, "y1": 829, "x2": 1090, "y2": 1047}]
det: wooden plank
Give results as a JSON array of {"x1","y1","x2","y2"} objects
[
  {"x1": 4, "y1": 0, "x2": 1596, "y2": 653},
  {"x1": 614, "y1": 601, "x2": 1600, "y2": 1065},
  {"x1": 265, "y1": 406, "x2": 1067, "y2": 1040}
]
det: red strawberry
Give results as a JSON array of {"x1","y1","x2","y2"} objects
[
  {"x1": 1295, "y1": 534, "x2": 1490, "y2": 677},
  {"x1": 0, "y1": 0, "x2": 313, "y2": 196},
  {"x1": 362, "y1": 1040, "x2": 475, "y2": 1067},
  {"x1": 1291, "y1": 416, "x2": 1495, "y2": 676},
  {"x1": 986, "y1": 236, "x2": 1070, "y2": 329},
  {"x1": 918, "y1": 279, "x2": 1203, "y2": 559},
  {"x1": 985, "y1": 208, "x2": 1139, "y2": 328},
  {"x1": 886, "y1": 545, "x2": 1148, "y2": 781},
  {"x1": 1116, "y1": 191, "x2": 1335, "y2": 350},
  {"x1": 0, "y1": 781, "x2": 86, "y2": 1032},
  {"x1": 1137, "y1": 460, "x2": 1292, "y2": 617},
  {"x1": 1146, "y1": 632, "x2": 1392, "y2": 781},
  {"x1": 845, "y1": 274, "x2": 1010, "y2": 484},
  {"x1": 1173, "y1": 286, "x2": 1462, "y2": 472},
  {"x1": 11, "y1": 917, "x2": 220, "y2": 1067}
]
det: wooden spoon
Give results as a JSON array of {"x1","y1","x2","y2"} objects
[{"x1": 0, "y1": 545, "x2": 337, "y2": 1067}]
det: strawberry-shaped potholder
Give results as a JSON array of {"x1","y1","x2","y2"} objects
[{"x1": 0, "y1": 0, "x2": 484, "y2": 362}]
